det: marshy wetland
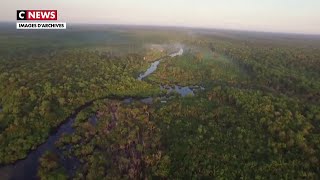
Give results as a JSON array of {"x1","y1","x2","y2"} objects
[{"x1": 0, "y1": 24, "x2": 320, "y2": 179}]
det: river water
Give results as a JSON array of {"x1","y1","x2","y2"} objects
[
  {"x1": 138, "y1": 48, "x2": 183, "y2": 80},
  {"x1": 0, "y1": 47, "x2": 202, "y2": 179},
  {"x1": 137, "y1": 60, "x2": 161, "y2": 80},
  {"x1": 0, "y1": 117, "x2": 77, "y2": 180}
]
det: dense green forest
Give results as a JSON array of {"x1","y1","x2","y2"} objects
[{"x1": 0, "y1": 25, "x2": 319, "y2": 179}]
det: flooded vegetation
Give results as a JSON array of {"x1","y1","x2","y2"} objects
[{"x1": 0, "y1": 26, "x2": 320, "y2": 179}]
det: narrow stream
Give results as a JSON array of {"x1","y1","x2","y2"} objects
[
  {"x1": 0, "y1": 116, "x2": 77, "y2": 180},
  {"x1": 0, "y1": 47, "x2": 200, "y2": 180},
  {"x1": 138, "y1": 60, "x2": 161, "y2": 80}
]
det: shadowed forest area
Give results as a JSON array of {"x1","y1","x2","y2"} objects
[{"x1": 0, "y1": 24, "x2": 320, "y2": 179}]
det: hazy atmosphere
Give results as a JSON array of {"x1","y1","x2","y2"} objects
[
  {"x1": 1, "y1": 0, "x2": 320, "y2": 179},
  {"x1": 2, "y1": 0, "x2": 320, "y2": 34}
]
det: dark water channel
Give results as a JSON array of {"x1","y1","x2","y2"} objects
[{"x1": 0, "y1": 48, "x2": 204, "y2": 179}]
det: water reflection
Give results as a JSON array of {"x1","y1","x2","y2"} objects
[
  {"x1": 138, "y1": 60, "x2": 161, "y2": 80},
  {"x1": 161, "y1": 85, "x2": 194, "y2": 97},
  {"x1": 138, "y1": 48, "x2": 183, "y2": 81}
]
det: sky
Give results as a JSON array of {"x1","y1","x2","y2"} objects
[{"x1": 1, "y1": 0, "x2": 320, "y2": 34}]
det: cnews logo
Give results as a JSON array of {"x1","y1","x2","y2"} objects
[
  {"x1": 17, "y1": 10, "x2": 57, "y2": 20},
  {"x1": 16, "y1": 10, "x2": 66, "y2": 30}
]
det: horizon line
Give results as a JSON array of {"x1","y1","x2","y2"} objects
[{"x1": 1, "y1": 21, "x2": 320, "y2": 36}]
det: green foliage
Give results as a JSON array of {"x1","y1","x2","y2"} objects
[
  {"x1": 0, "y1": 43, "x2": 160, "y2": 164},
  {"x1": 149, "y1": 49, "x2": 248, "y2": 86},
  {"x1": 153, "y1": 86, "x2": 320, "y2": 179},
  {"x1": 1, "y1": 27, "x2": 320, "y2": 179},
  {"x1": 37, "y1": 151, "x2": 68, "y2": 180},
  {"x1": 59, "y1": 101, "x2": 167, "y2": 179}
]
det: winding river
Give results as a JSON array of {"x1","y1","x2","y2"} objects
[{"x1": 0, "y1": 47, "x2": 197, "y2": 179}]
